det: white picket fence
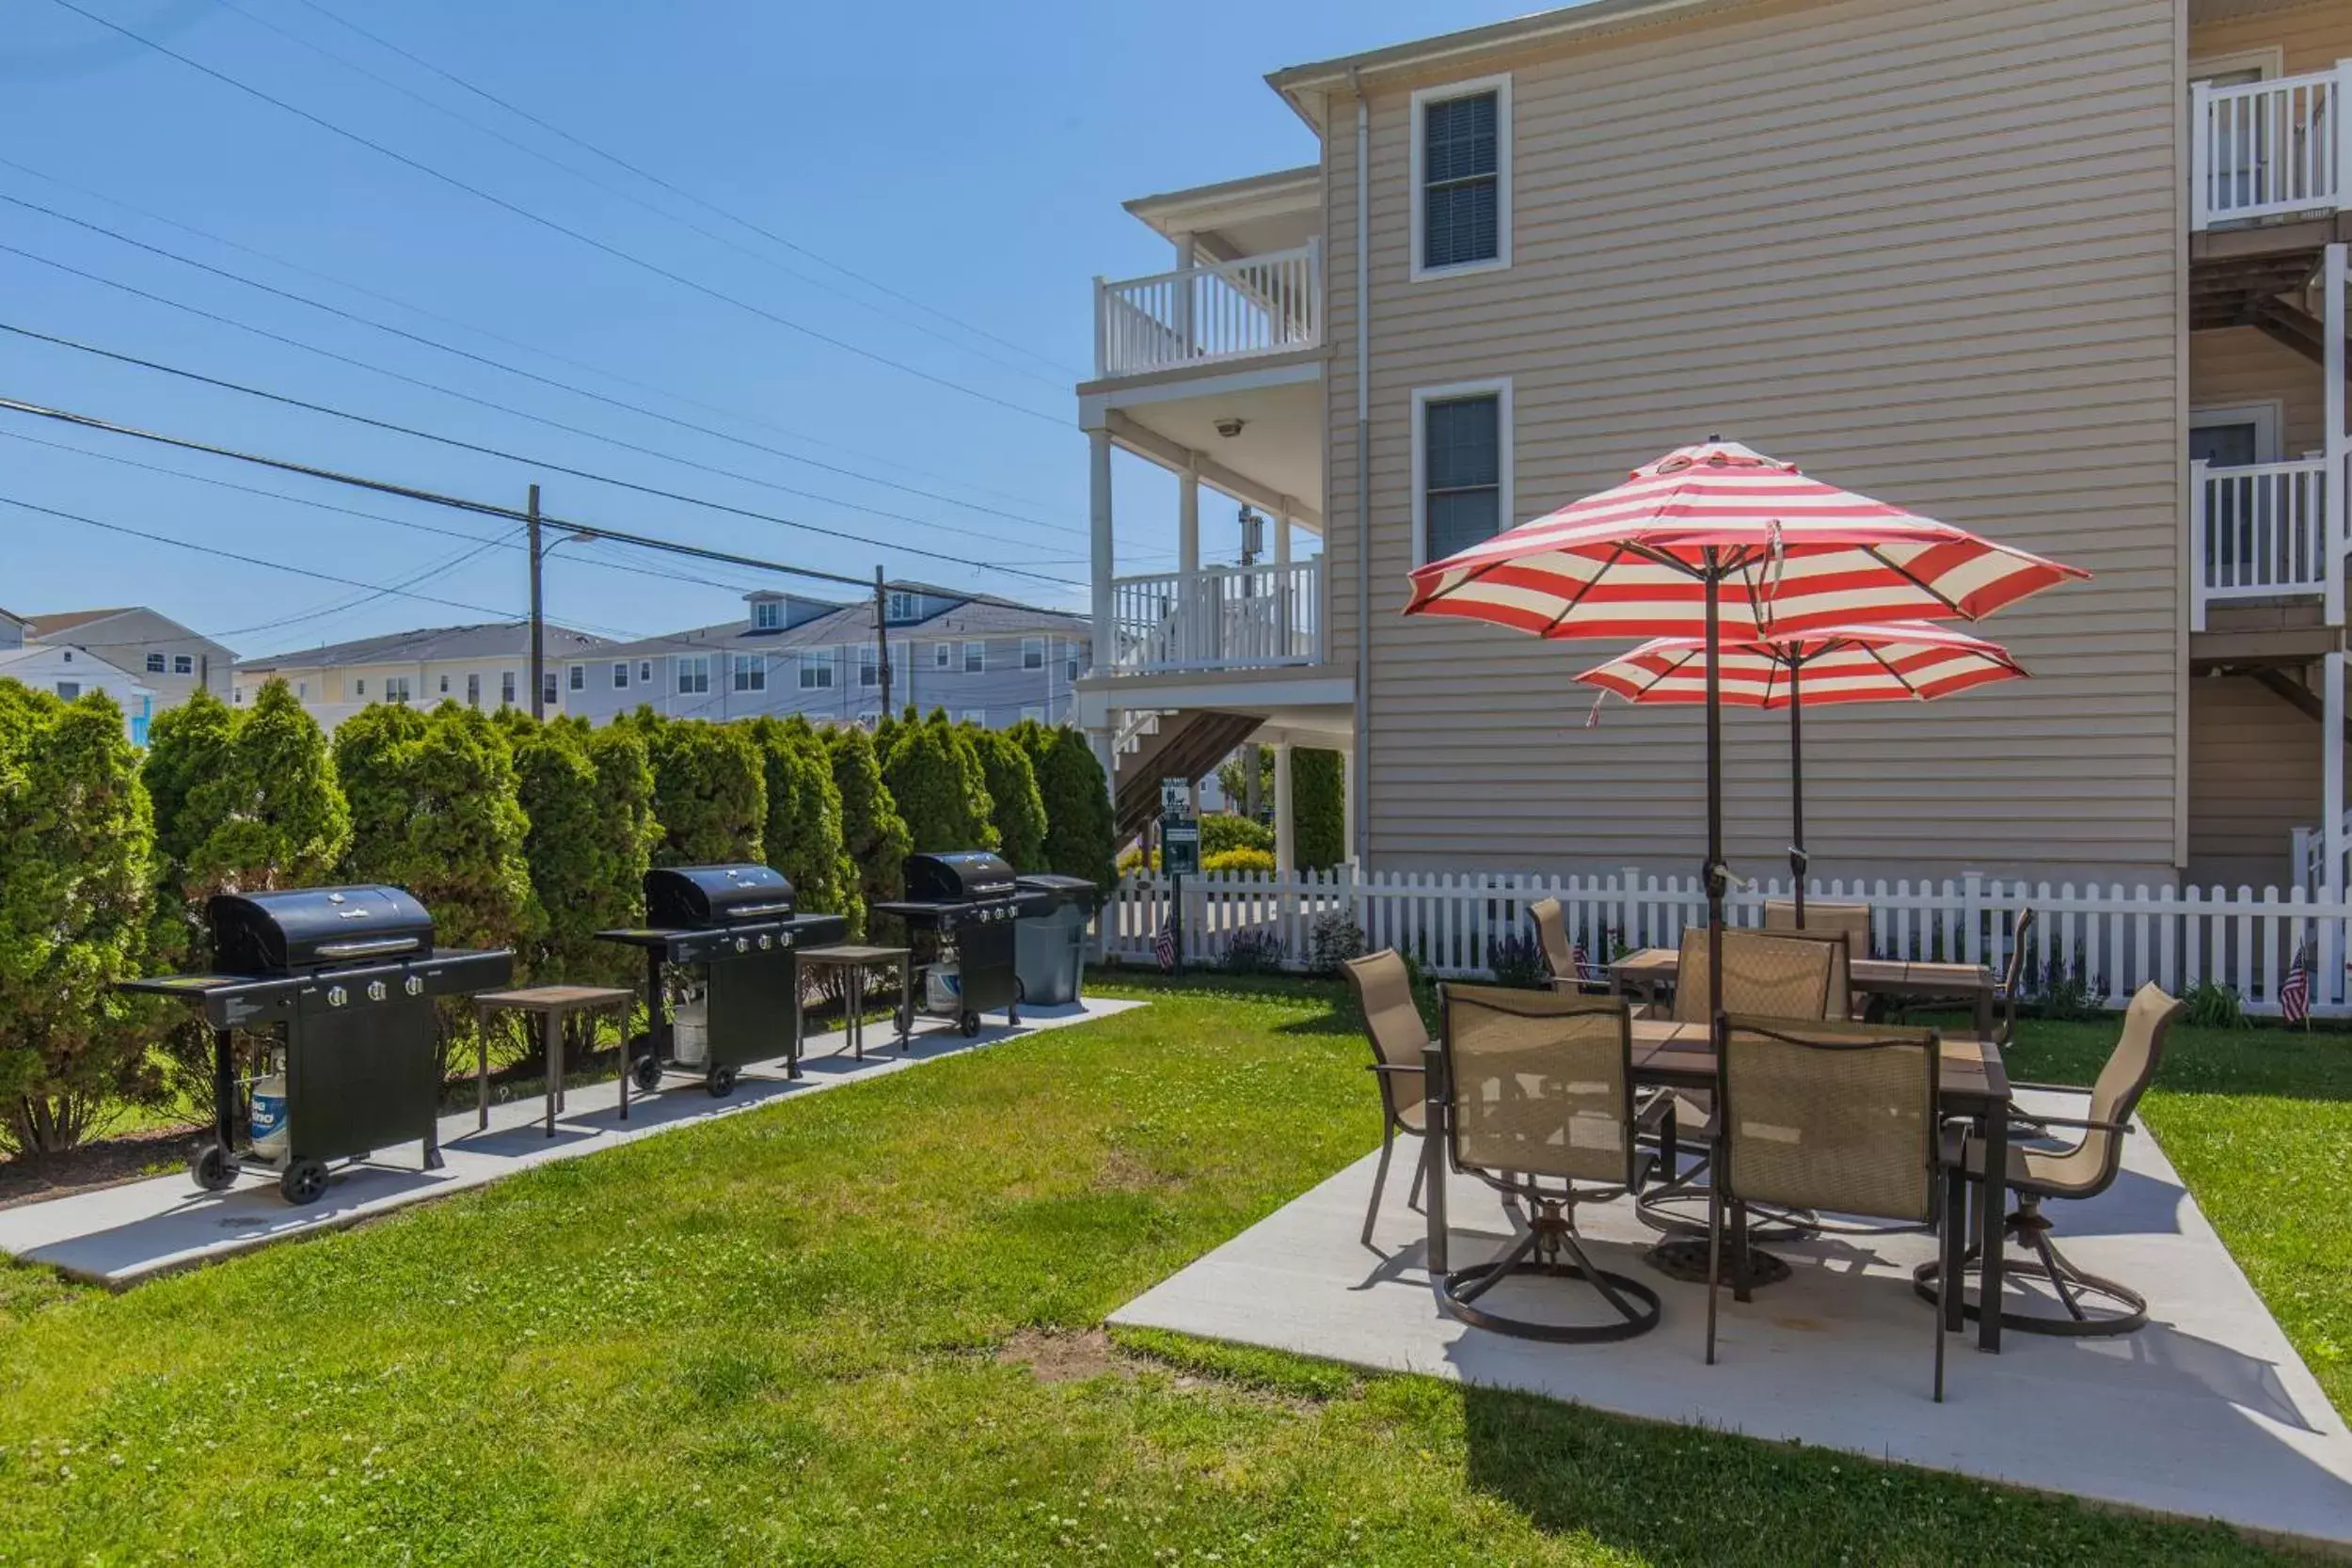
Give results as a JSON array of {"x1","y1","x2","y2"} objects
[{"x1": 1103, "y1": 866, "x2": 2352, "y2": 1017}]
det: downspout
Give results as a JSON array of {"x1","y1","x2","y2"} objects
[{"x1": 1349, "y1": 67, "x2": 1372, "y2": 869}]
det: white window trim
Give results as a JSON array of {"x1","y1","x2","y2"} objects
[
  {"x1": 172, "y1": 654, "x2": 195, "y2": 674},
  {"x1": 1410, "y1": 377, "x2": 1515, "y2": 567},
  {"x1": 963, "y1": 641, "x2": 986, "y2": 673},
  {"x1": 568, "y1": 664, "x2": 586, "y2": 690},
  {"x1": 2191, "y1": 401, "x2": 2283, "y2": 464},
  {"x1": 612, "y1": 661, "x2": 630, "y2": 689},
  {"x1": 734, "y1": 653, "x2": 768, "y2": 692},
  {"x1": 2188, "y1": 47, "x2": 2282, "y2": 84},
  {"x1": 798, "y1": 651, "x2": 834, "y2": 689},
  {"x1": 932, "y1": 642, "x2": 951, "y2": 670},
  {"x1": 1021, "y1": 636, "x2": 1045, "y2": 671},
  {"x1": 1408, "y1": 72, "x2": 1513, "y2": 284}
]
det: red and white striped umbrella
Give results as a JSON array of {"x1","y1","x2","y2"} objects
[
  {"x1": 1402, "y1": 438, "x2": 2087, "y2": 641},
  {"x1": 1574, "y1": 623, "x2": 2028, "y2": 911}
]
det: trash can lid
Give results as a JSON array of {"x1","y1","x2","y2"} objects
[{"x1": 1014, "y1": 873, "x2": 1100, "y2": 913}]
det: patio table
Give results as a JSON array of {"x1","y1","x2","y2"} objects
[
  {"x1": 1613, "y1": 948, "x2": 1997, "y2": 1037},
  {"x1": 796, "y1": 943, "x2": 914, "y2": 1060},
  {"x1": 1626, "y1": 1017, "x2": 2012, "y2": 1353},
  {"x1": 472, "y1": 985, "x2": 636, "y2": 1138}
]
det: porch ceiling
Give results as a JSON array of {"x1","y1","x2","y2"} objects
[{"x1": 1109, "y1": 379, "x2": 1323, "y2": 525}]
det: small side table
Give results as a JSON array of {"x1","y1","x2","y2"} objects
[
  {"x1": 473, "y1": 985, "x2": 636, "y2": 1137},
  {"x1": 797, "y1": 944, "x2": 913, "y2": 1060}
]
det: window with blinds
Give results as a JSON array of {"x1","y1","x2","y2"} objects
[{"x1": 1421, "y1": 88, "x2": 1501, "y2": 271}]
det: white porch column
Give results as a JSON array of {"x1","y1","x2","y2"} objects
[
  {"x1": 1089, "y1": 428, "x2": 1114, "y2": 676},
  {"x1": 1272, "y1": 739, "x2": 1295, "y2": 873},
  {"x1": 1342, "y1": 747, "x2": 1359, "y2": 869},
  {"x1": 1274, "y1": 500, "x2": 1294, "y2": 657},
  {"x1": 2326, "y1": 242, "x2": 2345, "y2": 627},
  {"x1": 1178, "y1": 460, "x2": 1201, "y2": 575},
  {"x1": 1178, "y1": 460, "x2": 1202, "y2": 665},
  {"x1": 1273, "y1": 500, "x2": 1292, "y2": 568}
]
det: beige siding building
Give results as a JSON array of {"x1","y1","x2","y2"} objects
[{"x1": 1075, "y1": 0, "x2": 2352, "y2": 892}]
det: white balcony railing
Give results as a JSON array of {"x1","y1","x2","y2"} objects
[
  {"x1": 1108, "y1": 560, "x2": 1322, "y2": 674},
  {"x1": 2192, "y1": 64, "x2": 2347, "y2": 230},
  {"x1": 2189, "y1": 455, "x2": 2340, "y2": 630},
  {"x1": 1094, "y1": 242, "x2": 1321, "y2": 378}
]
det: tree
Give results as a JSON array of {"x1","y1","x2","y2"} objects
[
  {"x1": 140, "y1": 687, "x2": 236, "y2": 973},
  {"x1": 1293, "y1": 748, "x2": 1346, "y2": 871},
  {"x1": 1009, "y1": 721, "x2": 1114, "y2": 889},
  {"x1": 640, "y1": 713, "x2": 765, "y2": 865},
  {"x1": 183, "y1": 678, "x2": 348, "y2": 897},
  {"x1": 586, "y1": 721, "x2": 660, "y2": 919},
  {"x1": 337, "y1": 702, "x2": 539, "y2": 959},
  {"x1": 828, "y1": 723, "x2": 908, "y2": 932},
  {"x1": 513, "y1": 716, "x2": 650, "y2": 984},
  {"x1": 1215, "y1": 747, "x2": 1274, "y2": 815},
  {"x1": 746, "y1": 715, "x2": 855, "y2": 926},
  {"x1": 882, "y1": 709, "x2": 994, "y2": 854},
  {"x1": 965, "y1": 722, "x2": 1046, "y2": 871},
  {"x1": 0, "y1": 684, "x2": 158, "y2": 1152}
]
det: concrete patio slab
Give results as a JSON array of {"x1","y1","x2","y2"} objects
[
  {"x1": 1112, "y1": 1089, "x2": 2352, "y2": 1555},
  {"x1": 1, "y1": 998, "x2": 1141, "y2": 1289}
]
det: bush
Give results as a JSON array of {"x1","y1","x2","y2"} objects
[
  {"x1": 1486, "y1": 930, "x2": 1548, "y2": 990},
  {"x1": 828, "y1": 723, "x2": 909, "y2": 934},
  {"x1": 1293, "y1": 749, "x2": 1345, "y2": 871},
  {"x1": 746, "y1": 716, "x2": 857, "y2": 927},
  {"x1": 0, "y1": 683, "x2": 158, "y2": 1152},
  {"x1": 140, "y1": 687, "x2": 238, "y2": 974},
  {"x1": 1012, "y1": 721, "x2": 1116, "y2": 890},
  {"x1": 1117, "y1": 846, "x2": 1158, "y2": 877},
  {"x1": 965, "y1": 723, "x2": 1046, "y2": 871},
  {"x1": 1308, "y1": 909, "x2": 1366, "y2": 976},
  {"x1": 2182, "y1": 979, "x2": 2248, "y2": 1031},
  {"x1": 512, "y1": 716, "x2": 650, "y2": 986},
  {"x1": 1202, "y1": 847, "x2": 1275, "y2": 875},
  {"x1": 633, "y1": 708, "x2": 765, "y2": 865},
  {"x1": 1200, "y1": 814, "x2": 1273, "y2": 859},
  {"x1": 882, "y1": 709, "x2": 994, "y2": 854},
  {"x1": 1220, "y1": 928, "x2": 1288, "y2": 975}
]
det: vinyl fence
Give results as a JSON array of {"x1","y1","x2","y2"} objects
[{"x1": 1103, "y1": 867, "x2": 2352, "y2": 1018}]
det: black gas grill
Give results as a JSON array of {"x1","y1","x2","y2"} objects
[
  {"x1": 119, "y1": 885, "x2": 514, "y2": 1205},
  {"x1": 873, "y1": 850, "x2": 1025, "y2": 1037},
  {"x1": 596, "y1": 863, "x2": 847, "y2": 1104}
]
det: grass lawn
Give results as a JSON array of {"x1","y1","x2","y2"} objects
[{"x1": 0, "y1": 974, "x2": 2340, "y2": 1565}]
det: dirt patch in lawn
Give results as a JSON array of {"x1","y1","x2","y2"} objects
[
  {"x1": 0, "y1": 1122, "x2": 210, "y2": 1211},
  {"x1": 996, "y1": 1327, "x2": 1136, "y2": 1385}
]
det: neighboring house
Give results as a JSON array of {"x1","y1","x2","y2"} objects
[
  {"x1": 1073, "y1": 0, "x2": 2352, "y2": 890},
  {"x1": 0, "y1": 608, "x2": 26, "y2": 650},
  {"x1": 234, "y1": 621, "x2": 612, "y2": 731},
  {"x1": 568, "y1": 590, "x2": 1092, "y2": 730},
  {"x1": 0, "y1": 643, "x2": 156, "y2": 744},
  {"x1": 24, "y1": 607, "x2": 235, "y2": 711}
]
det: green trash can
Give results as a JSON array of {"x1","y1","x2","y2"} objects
[{"x1": 1014, "y1": 875, "x2": 1100, "y2": 1006}]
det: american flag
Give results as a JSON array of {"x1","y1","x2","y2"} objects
[
  {"x1": 2280, "y1": 938, "x2": 2312, "y2": 1027},
  {"x1": 1154, "y1": 913, "x2": 1178, "y2": 973},
  {"x1": 1571, "y1": 940, "x2": 1597, "y2": 988}
]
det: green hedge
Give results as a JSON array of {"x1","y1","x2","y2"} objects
[
  {"x1": 829, "y1": 724, "x2": 909, "y2": 935},
  {"x1": 1200, "y1": 814, "x2": 1273, "y2": 859},
  {"x1": 1011, "y1": 721, "x2": 1116, "y2": 891},
  {"x1": 1293, "y1": 748, "x2": 1345, "y2": 871},
  {"x1": 965, "y1": 723, "x2": 1046, "y2": 872},
  {"x1": 631, "y1": 707, "x2": 765, "y2": 866},
  {"x1": 747, "y1": 715, "x2": 858, "y2": 928},
  {"x1": 882, "y1": 709, "x2": 995, "y2": 854}
]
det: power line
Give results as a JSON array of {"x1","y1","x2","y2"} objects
[
  {"x1": 44, "y1": 0, "x2": 1063, "y2": 426},
  {"x1": 201, "y1": 534, "x2": 522, "y2": 642},
  {"x1": 0, "y1": 320, "x2": 1088, "y2": 591},
  {"x1": 0, "y1": 187, "x2": 1086, "y2": 537},
  {"x1": 0, "y1": 152, "x2": 1071, "y2": 515},
  {"x1": 208, "y1": 0, "x2": 1073, "y2": 391},
  {"x1": 0, "y1": 231, "x2": 1088, "y2": 555},
  {"x1": 278, "y1": 0, "x2": 1082, "y2": 382}
]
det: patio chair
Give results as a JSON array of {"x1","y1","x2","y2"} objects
[
  {"x1": 1341, "y1": 950, "x2": 1432, "y2": 1249},
  {"x1": 1914, "y1": 980, "x2": 2183, "y2": 1338},
  {"x1": 1990, "y1": 906, "x2": 2035, "y2": 1049},
  {"x1": 1765, "y1": 897, "x2": 1872, "y2": 958},
  {"x1": 1429, "y1": 983, "x2": 1661, "y2": 1342},
  {"x1": 1708, "y1": 1015, "x2": 1966, "y2": 1402},
  {"x1": 1528, "y1": 897, "x2": 1602, "y2": 993}
]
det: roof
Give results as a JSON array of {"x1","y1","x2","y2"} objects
[
  {"x1": 0, "y1": 642, "x2": 153, "y2": 689},
  {"x1": 25, "y1": 607, "x2": 139, "y2": 637},
  {"x1": 590, "y1": 597, "x2": 1090, "y2": 660},
  {"x1": 238, "y1": 621, "x2": 612, "y2": 672},
  {"x1": 1123, "y1": 166, "x2": 1321, "y2": 242},
  {"x1": 1265, "y1": 0, "x2": 1759, "y2": 124}
]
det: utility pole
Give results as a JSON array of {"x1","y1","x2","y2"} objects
[
  {"x1": 873, "y1": 566, "x2": 893, "y2": 718},
  {"x1": 527, "y1": 482, "x2": 546, "y2": 720}
]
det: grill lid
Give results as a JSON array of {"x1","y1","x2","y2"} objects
[
  {"x1": 644, "y1": 863, "x2": 796, "y2": 928},
  {"x1": 207, "y1": 885, "x2": 435, "y2": 975},
  {"x1": 903, "y1": 850, "x2": 1016, "y2": 904}
]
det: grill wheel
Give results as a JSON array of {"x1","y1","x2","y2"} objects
[
  {"x1": 190, "y1": 1145, "x2": 236, "y2": 1192},
  {"x1": 278, "y1": 1157, "x2": 328, "y2": 1206}
]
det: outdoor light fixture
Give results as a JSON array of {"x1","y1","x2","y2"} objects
[{"x1": 1215, "y1": 416, "x2": 1246, "y2": 437}]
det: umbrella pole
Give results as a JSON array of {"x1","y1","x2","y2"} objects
[
  {"x1": 1788, "y1": 659, "x2": 1806, "y2": 924},
  {"x1": 1705, "y1": 562, "x2": 1726, "y2": 1051}
]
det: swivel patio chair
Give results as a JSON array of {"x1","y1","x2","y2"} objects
[
  {"x1": 1766, "y1": 897, "x2": 1872, "y2": 1017},
  {"x1": 1342, "y1": 950, "x2": 1431, "y2": 1248},
  {"x1": 1914, "y1": 980, "x2": 2183, "y2": 1337},
  {"x1": 1529, "y1": 897, "x2": 1603, "y2": 994},
  {"x1": 1708, "y1": 1015, "x2": 1966, "y2": 1402},
  {"x1": 1429, "y1": 983, "x2": 1661, "y2": 1342}
]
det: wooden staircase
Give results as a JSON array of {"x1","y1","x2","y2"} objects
[{"x1": 1112, "y1": 709, "x2": 1263, "y2": 841}]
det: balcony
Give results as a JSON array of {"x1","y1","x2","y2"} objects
[
  {"x1": 2189, "y1": 455, "x2": 2341, "y2": 630},
  {"x1": 2192, "y1": 65, "x2": 2347, "y2": 230},
  {"x1": 1093, "y1": 243, "x2": 1321, "y2": 379},
  {"x1": 1106, "y1": 560, "x2": 1322, "y2": 675}
]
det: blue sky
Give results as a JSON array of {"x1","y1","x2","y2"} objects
[{"x1": 0, "y1": 0, "x2": 1536, "y2": 657}]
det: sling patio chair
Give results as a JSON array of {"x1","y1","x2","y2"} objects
[
  {"x1": 1638, "y1": 927, "x2": 1845, "y2": 1246},
  {"x1": 1765, "y1": 896, "x2": 1871, "y2": 1018},
  {"x1": 1342, "y1": 950, "x2": 1432, "y2": 1249},
  {"x1": 1915, "y1": 980, "x2": 2183, "y2": 1337},
  {"x1": 1708, "y1": 1014, "x2": 1967, "y2": 1402},
  {"x1": 1427, "y1": 983, "x2": 1663, "y2": 1342},
  {"x1": 1529, "y1": 896, "x2": 1606, "y2": 994}
]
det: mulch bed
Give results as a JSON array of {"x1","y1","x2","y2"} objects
[{"x1": 0, "y1": 1121, "x2": 212, "y2": 1211}]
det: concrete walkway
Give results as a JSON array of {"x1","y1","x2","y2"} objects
[
  {"x1": 1, "y1": 998, "x2": 1140, "y2": 1288},
  {"x1": 1112, "y1": 1089, "x2": 2352, "y2": 1556}
]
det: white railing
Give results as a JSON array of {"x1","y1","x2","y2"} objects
[
  {"x1": 1094, "y1": 242, "x2": 1321, "y2": 377},
  {"x1": 2192, "y1": 64, "x2": 2347, "y2": 229},
  {"x1": 2189, "y1": 455, "x2": 2339, "y2": 630},
  {"x1": 1105, "y1": 865, "x2": 2352, "y2": 1016},
  {"x1": 1108, "y1": 559, "x2": 1322, "y2": 674}
]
